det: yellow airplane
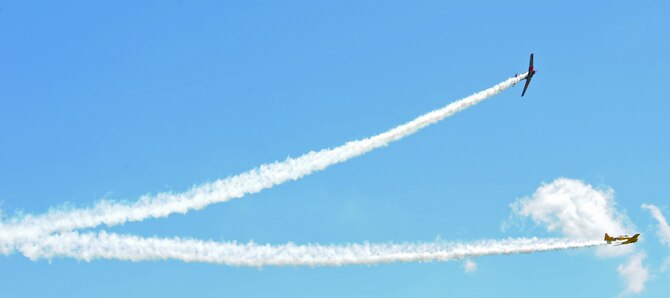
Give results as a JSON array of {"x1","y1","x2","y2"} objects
[{"x1": 604, "y1": 233, "x2": 640, "y2": 245}]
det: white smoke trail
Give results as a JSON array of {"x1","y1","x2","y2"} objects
[
  {"x1": 19, "y1": 231, "x2": 601, "y2": 267},
  {"x1": 0, "y1": 74, "x2": 527, "y2": 249}
]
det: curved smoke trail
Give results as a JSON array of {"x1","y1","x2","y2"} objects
[{"x1": 0, "y1": 73, "x2": 527, "y2": 251}]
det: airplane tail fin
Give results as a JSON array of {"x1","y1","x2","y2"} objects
[
  {"x1": 632, "y1": 234, "x2": 640, "y2": 240},
  {"x1": 604, "y1": 233, "x2": 613, "y2": 242}
]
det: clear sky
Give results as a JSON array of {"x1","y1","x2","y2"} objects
[{"x1": 1, "y1": 1, "x2": 669, "y2": 297}]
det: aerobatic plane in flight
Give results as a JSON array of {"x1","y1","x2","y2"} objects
[
  {"x1": 604, "y1": 233, "x2": 640, "y2": 245},
  {"x1": 516, "y1": 53, "x2": 536, "y2": 97}
]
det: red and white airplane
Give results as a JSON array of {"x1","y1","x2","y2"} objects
[{"x1": 517, "y1": 53, "x2": 536, "y2": 97}]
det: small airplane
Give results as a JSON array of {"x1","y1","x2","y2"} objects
[
  {"x1": 604, "y1": 233, "x2": 640, "y2": 245},
  {"x1": 515, "y1": 53, "x2": 536, "y2": 97}
]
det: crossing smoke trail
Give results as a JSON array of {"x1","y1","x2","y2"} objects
[
  {"x1": 20, "y1": 232, "x2": 601, "y2": 267},
  {"x1": 0, "y1": 73, "x2": 528, "y2": 249}
]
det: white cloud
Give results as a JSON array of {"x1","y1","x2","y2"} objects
[
  {"x1": 617, "y1": 252, "x2": 649, "y2": 296},
  {"x1": 641, "y1": 204, "x2": 670, "y2": 245},
  {"x1": 463, "y1": 259, "x2": 477, "y2": 273},
  {"x1": 642, "y1": 204, "x2": 670, "y2": 272},
  {"x1": 508, "y1": 178, "x2": 636, "y2": 256},
  {"x1": 661, "y1": 257, "x2": 670, "y2": 273}
]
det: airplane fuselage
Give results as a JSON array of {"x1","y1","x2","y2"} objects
[
  {"x1": 605, "y1": 233, "x2": 639, "y2": 245},
  {"x1": 527, "y1": 68, "x2": 536, "y2": 80}
]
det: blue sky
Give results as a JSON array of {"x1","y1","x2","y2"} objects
[{"x1": 1, "y1": 1, "x2": 669, "y2": 297}]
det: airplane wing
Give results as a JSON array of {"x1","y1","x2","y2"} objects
[
  {"x1": 529, "y1": 53, "x2": 534, "y2": 69},
  {"x1": 621, "y1": 234, "x2": 640, "y2": 244},
  {"x1": 521, "y1": 77, "x2": 532, "y2": 97}
]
